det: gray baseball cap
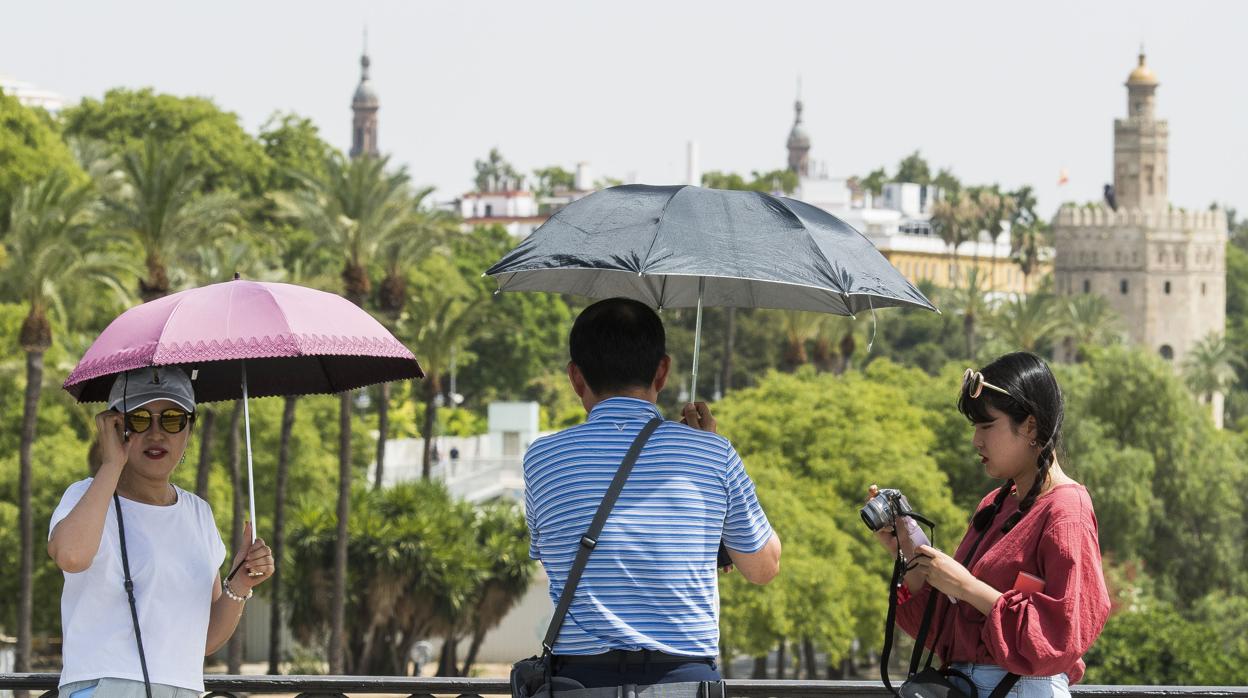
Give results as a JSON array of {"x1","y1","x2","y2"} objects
[{"x1": 108, "y1": 367, "x2": 197, "y2": 413}]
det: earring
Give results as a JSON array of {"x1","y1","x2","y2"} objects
[
  {"x1": 1029, "y1": 439, "x2": 1037, "y2": 447},
  {"x1": 179, "y1": 453, "x2": 186, "y2": 465}
]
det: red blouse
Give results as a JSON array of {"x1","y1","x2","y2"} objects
[{"x1": 896, "y1": 483, "x2": 1111, "y2": 684}]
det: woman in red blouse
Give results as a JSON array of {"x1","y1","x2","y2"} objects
[{"x1": 876, "y1": 352, "x2": 1111, "y2": 697}]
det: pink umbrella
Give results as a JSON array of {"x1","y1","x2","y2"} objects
[{"x1": 64, "y1": 277, "x2": 423, "y2": 541}]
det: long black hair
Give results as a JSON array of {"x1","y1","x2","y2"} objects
[{"x1": 958, "y1": 352, "x2": 1065, "y2": 534}]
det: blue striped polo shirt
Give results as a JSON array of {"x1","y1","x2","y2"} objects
[{"x1": 523, "y1": 397, "x2": 773, "y2": 657}]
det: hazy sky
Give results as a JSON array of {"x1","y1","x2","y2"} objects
[{"x1": 4, "y1": 0, "x2": 1245, "y2": 216}]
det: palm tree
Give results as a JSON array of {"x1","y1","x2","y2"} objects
[
  {"x1": 974, "y1": 187, "x2": 1015, "y2": 292},
  {"x1": 374, "y1": 200, "x2": 444, "y2": 489},
  {"x1": 986, "y1": 293, "x2": 1059, "y2": 353},
  {"x1": 1183, "y1": 333, "x2": 1242, "y2": 426},
  {"x1": 931, "y1": 194, "x2": 982, "y2": 288},
  {"x1": 401, "y1": 254, "x2": 490, "y2": 479},
  {"x1": 272, "y1": 152, "x2": 415, "y2": 673},
  {"x1": 1012, "y1": 220, "x2": 1048, "y2": 294},
  {"x1": 1, "y1": 172, "x2": 128, "y2": 675},
  {"x1": 780, "y1": 311, "x2": 822, "y2": 370},
  {"x1": 1058, "y1": 294, "x2": 1123, "y2": 362},
  {"x1": 941, "y1": 267, "x2": 991, "y2": 360},
  {"x1": 105, "y1": 138, "x2": 243, "y2": 301}
]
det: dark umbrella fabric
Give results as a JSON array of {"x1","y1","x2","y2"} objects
[{"x1": 485, "y1": 184, "x2": 937, "y2": 315}]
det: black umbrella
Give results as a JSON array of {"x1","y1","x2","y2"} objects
[{"x1": 486, "y1": 184, "x2": 937, "y2": 400}]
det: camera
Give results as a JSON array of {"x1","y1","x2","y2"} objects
[{"x1": 860, "y1": 488, "x2": 914, "y2": 532}]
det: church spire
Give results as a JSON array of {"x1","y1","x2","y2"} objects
[
  {"x1": 786, "y1": 77, "x2": 811, "y2": 176},
  {"x1": 350, "y1": 29, "x2": 380, "y2": 159}
]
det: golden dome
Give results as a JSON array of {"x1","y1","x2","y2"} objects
[{"x1": 1127, "y1": 51, "x2": 1158, "y2": 86}]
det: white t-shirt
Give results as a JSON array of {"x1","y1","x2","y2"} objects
[{"x1": 49, "y1": 479, "x2": 227, "y2": 691}]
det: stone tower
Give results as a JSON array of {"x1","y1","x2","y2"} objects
[
  {"x1": 786, "y1": 87, "x2": 810, "y2": 176},
  {"x1": 1053, "y1": 51, "x2": 1227, "y2": 400},
  {"x1": 350, "y1": 36, "x2": 379, "y2": 159},
  {"x1": 1114, "y1": 50, "x2": 1167, "y2": 212}
]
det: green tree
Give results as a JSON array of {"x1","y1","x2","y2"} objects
[
  {"x1": 940, "y1": 268, "x2": 990, "y2": 360},
  {"x1": 0, "y1": 91, "x2": 84, "y2": 226},
  {"x1": 61, "y1": 87, "x2": 271, "y2": 195},
  {"x1": 985, "y1": 293, "x2": 1058, "y2": 354},
  {"x1": 474, "y1": 147, "x2": 522, "y2": 191},
  {"x1": 1, "y1": 172, "x2": 127, "y2": 672},
  {"x1": 859, "y1": 168, "x2": 888, "y2": 197},
  {"x1": 714, "y1": 364, "x2": 965, "y2": 674},
  {"x1": 401, "y1": 246, "x2": 491, "y2": 478},
  {"x1": 259, "y1": 112, "x2": 336, "y2": 192},
  {"x1": 373, "y1": 199, "x2": 445, "y2": 488},
  {"x1": 1182, "y1": 332, "x2": 1241, "y2": 418},
  {"x1": 286, "y1": 481, "x2": 534, "y2": 675},
  {"x1": 930, "y1": 193, "x2": 980, "y2": 286},
  {"x1": 106, "y1": 138, "x2": 244, "y2": 300},
  {"x1": 531, "y1": 165, "x2": 575, "y2": 198},
  {"x1": 894, "y1": 151, "x2": 931, "y2": 185},
  {"x1": 1057, "y1": 293, "x2": 1123, "y2": 362},
  {"x1": 1011, "y1": 220, "x2": 1048, "y2": 293},
  {"x1": 456, "y1": 226, "x2": 573, "y2": 406},
  {"x1": 272, "y1": 151, "x2": 416, "y2": 672}
]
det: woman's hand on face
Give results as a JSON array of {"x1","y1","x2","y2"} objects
[
  {"x1": 909, "y1": 545, "x2": 977, "y2": 600},
  {"x1": 231, "y1": 521, "x2": 275, "y2": 592},
  {"x1": 94, "y1": 410, "x2": 128, "y2": 470}
]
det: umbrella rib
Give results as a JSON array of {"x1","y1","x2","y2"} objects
[
  {"x1": 637, "y1": 186, "x2": 686, "y2": 272},
  {"x1": 775, "y1": 196, "x2": 853, "y2": 299}
]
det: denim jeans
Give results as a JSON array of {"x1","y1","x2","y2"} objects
[{"x1": 947, "y1": 663, "x2": 1071, "y2": 698}]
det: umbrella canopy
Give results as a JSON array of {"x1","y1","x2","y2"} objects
[
  {"x1": 63, "y1": 277, "x2": 423, "y2": 555},
  {"x1": 485, "y1": 184, "x2": 937, "y2": 315},
  {"x1": 64, "y1": 278, "x2": 423, "y2": 403}
]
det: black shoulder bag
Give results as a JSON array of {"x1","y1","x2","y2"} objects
[
  {"x1": 880, "y1": 517, "x2": 1019, "y2": 698},
  {"x1": 511, "y1": 417, "x2": 663, "y2": 698},
  {"x1": 114, "y1": 493, "x2": 154, "y2": 698}
]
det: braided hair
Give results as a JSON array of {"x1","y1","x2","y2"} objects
[{"x1": 959, "y1": 352, "x2": 1065, "y2": 534}]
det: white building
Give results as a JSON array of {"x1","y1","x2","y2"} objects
[
  {"x1": 457, "y1": 162, "x2": 596, "y2": 238},
  {"x1": 785, "y1": 96, "x2": 1043, "y2": 294},
  {"x1": 0, "y1": 73, "x2": 65, "y2": 112}
]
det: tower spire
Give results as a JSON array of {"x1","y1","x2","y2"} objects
[
  {"x1": 786, "y1": 77, "x2": 810, "y2": 176},
  {"x1": 350, "y1": 28, "x2": 380, "y2": 159}
]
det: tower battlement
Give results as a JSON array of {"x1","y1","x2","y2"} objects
[{"x1": 1054, "y1": 205, "x2": 1226, "y2": 232}]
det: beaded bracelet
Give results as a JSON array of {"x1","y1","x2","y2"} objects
[{"x1": 223, "y1": 581, "x2": 253, "y2": 603}]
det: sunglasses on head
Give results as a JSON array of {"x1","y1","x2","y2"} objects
[
  {"x1": 962, "y1": 368, "x2": 1011, "y2": 400},
  {"x1": 124, "y1": 408, "x2": 195, "y2": 434}
]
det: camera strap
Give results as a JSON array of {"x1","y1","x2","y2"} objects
[
  {"x1": 881, "y1": 513, "x2": 1018, "y2": 698},
  {"x1": 114, "y1": 494, "x2": 154, "y2": 698}
]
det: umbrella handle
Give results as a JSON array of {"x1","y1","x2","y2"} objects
[
  {"x1": 690, "y1": 277, "x2": 705, "y2": 406},
  {"x1": 242, "y1": 362, "x2": 257, "y2": 544}
]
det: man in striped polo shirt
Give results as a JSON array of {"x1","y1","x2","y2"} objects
[{"x1": 524, "y1": 298, "x2": 782, "y2": 689}]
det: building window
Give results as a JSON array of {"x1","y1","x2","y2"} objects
[
  {"x1": 1159, "y1": 345, "x2": 1174, "y2": 361},
  {"x1": 1120, "y1": 279, "x2": 1128, "y2": 294},
  {"x1": 485, "y1": 204, "x2": 494, "y2": 217},
  {"x1": 1202, "y1": 282, "x2": 1208, "y2": 296},
  {"x1": 1164, "y1": 281, "x2": 1171, "y2": 295},
  {"x1": 1083, "y1": 279, "x2": 1091, "y2": 293}
]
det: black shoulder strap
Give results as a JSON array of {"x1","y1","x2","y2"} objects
[
  {"x1": 114, "y1": 494, "x2": 153, "y2": 698},
  {"x1": 541, "y1": 417, "x2": 663, "y2": 653},
  {"x1": 881, "y1": 509, "x2": 1019, "y2": 698}
]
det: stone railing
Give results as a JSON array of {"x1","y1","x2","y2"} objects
[{"x1": 3, "y1": 674, "x2": 1248, "y2": 698}]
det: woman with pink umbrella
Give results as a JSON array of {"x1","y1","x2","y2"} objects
[
  {"x1": 49, "y1": 366, "x2": 272, "y2": 698},
  {"x1": 57, "y1": 276, "x2": 423, "y2": 693}
]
